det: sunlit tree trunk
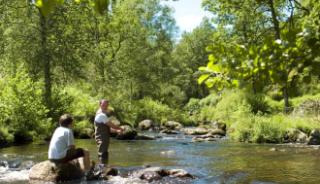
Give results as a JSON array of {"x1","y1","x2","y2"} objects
[
  {"x1": 268, "y1": 0, "x2": 290, "y2": 113},
  {"x1": 39, "y1": 9, "x2": 52, "y2": 109}
]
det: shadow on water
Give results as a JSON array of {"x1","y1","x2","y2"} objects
[{"x1": 1, "y1": 134, "x2": 320, "y2": 183}]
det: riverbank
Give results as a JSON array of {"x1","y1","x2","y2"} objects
[{"x1": 0, "y1": 87, "x2": 319, "y2": 148}]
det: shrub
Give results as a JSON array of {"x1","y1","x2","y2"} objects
[
  {"x1": 158, "y1": 84, "x2": 187, "y2": 108},
  {"x1": 64, "y1": 86, "x2": 97, "y2": 119},
  {"x1": 229, "y1": 114, "x2": 320, "y2": 143},
  {"x1": 136, "y1": 97, "x2": 191, "y2": 126},
  {"x1": 198, "y1": 90, "x2": 251, "y2": 124},
  {"x1": 184, "y1": 98, "x2": 201, "y2": 115},
  {"x1": 0, "y1": 68, "x2": 51, "y2": 144},
  {"x1": 49, "y1": 88, "x2": 74, "y2": 124},
  {"x1": 245, "y1": 93, "x2": 271, "y2": 114},
  {"x1": 73, "y1": 120, "x2": 94, "y2": 139},
  {"x1": 0, "y1": 127, "x2": 14, "y2": 146}
]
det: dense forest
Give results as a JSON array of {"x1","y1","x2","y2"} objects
[{"x1": 0, "y1": 0, "x2": 319, "y2": 146}]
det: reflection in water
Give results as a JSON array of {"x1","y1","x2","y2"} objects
[{"x1": 1, "y1": 135, "x2": 320, "y2": 183}]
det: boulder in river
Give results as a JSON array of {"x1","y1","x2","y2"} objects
[
  {"x1": 284, "y1": 128, "x2": 307, "y2": 143},
  {"x1": 130, "y1": 166, "x2": 194, "y2": 182},
  {"x1": 86, "y1": 166, "x2": 118, "y2": 181},
  {"x1": 308, "y1": 129, "x2": 320, "y2": 145},
  {"x1": 135, "y1": 134, "x2": 156, "y2": 140},
  {"x1": 115, "y1": 125, "x2": 137, "y2": 140},
  {"x1": 192, "y1": 133, "x2": 223, "y2": 142},
  {"x1": 160, "y1": 129, "x2": 179, "y2": 134},
  {"x1": 138, "y1": 119, "x2": 155, "y2": 131},
  {"x1": 162, "y1": 121, "x2": 183, "y2": 130},
  {"x1": 209, "y1": 121, "x2": 227, "y2": 131},
  {"x1": 29, "y1": 160, "x2": 84, "y2": 183},
  {"x1": 209, "y1": 129, "x2": 226, "y2": 136},
  {"x1": 183, "y1": 127, "x2": 208, "y2": 135}
]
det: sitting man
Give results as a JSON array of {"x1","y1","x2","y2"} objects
[{"x1": 48, "y1": 114, "x2": 91, "y2": 172}]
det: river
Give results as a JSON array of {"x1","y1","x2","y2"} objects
[{"x1": 1, "y1": 133, "x2": 320, "y2": 183}]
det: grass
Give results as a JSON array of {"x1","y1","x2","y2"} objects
[{"x1": 192, "y1": 89, "x2": 320, "y2": 143}]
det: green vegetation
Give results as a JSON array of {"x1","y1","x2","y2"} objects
[
  {"x1": 0, "y1": 0, "x2": 319, "y2": 146},
  {"x1": 189, "y1": 89, "x2": 320, "y2": 143}
]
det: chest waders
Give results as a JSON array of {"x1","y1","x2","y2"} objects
[{"x1": 94, "y1": 122, "x2": 110, "y2": 165}]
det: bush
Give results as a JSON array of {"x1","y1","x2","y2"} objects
[
  {"x1": 158, "y1": 84, "x2": 187, "y2": 108},
  {"x1": 265, "y1": 96, "x2": 283, "y2": 113},
  {"x1": 136, "y1": 97, "x2": 191, "y2": 126},
  {"x1": 229, "y1": 114, "x2": 320, "y2": 143},
  {"x1": 184, "y1": 98, "x2": 201, "y2": 115},
  {"x1": 245, "y1": 93, "x2": 271, "y2": 114},
  {"x1": 73, "y1": 120, "x2": 94, "y2": 139},
  {"x1": 64, "y1": 86, "x2": 97, "y2": 119},
  {"x1": 198, "y1": 93, "x2": 221, "y2": 107},
  {"x1": 0, "y1": 127, "x2": 14, "y2": 146},
  {"x1": 49, "y1": 88, "x2": 74, "y2": 124},
  {"x1": 198, "y1": 90, "x2": 251, "y2": 124},
  {"x1": 0, "y1": 68, "x2": 51, "y2": 144}
]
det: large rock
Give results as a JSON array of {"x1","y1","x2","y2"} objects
[
  {"x1": 138, "y1": 119, "x2": 154, "y2": 131},
  {"x1": 135, "y1": 134, "x2": 156, "y2": 140},
  {"x1": 29, "y1": 160, "x2": 84, "y2": 183},
  {"x1": 308, "y1": 129, "x2": 320, "y2": 145},
  {"x1": 86, "y1": 166, "x2": 118, "y2": 181},
  {"x1": 162, "y1": 121, "x2": 183, "y2": 130},
  {"x1": 209, "y1": 121, "x2": 227, "y2": 131},
  {"x1": 183, "y1": 127, "x2": 208, "y2": 135},
  {"x1": 160, "y1": 129, "x2": 179, "y2": 134},
  {"x1": 284, "y1": 128, "x2": 308, "y2": 143},
  {"x1": 209, "y1": 129, "x2": 226, "y2": 136},
  {"x1": 192, "y1": 133, "x2": 223, "y2": 142},
  {"x1": 293, "y1": 100, "x2": 320, "y2": 117},
  {"x1": 116, "y1": 125, "x2": 137, "y2": 140},
  {"x1": 109, "y1": 116, "x2": 121, "y2": 126},
  {"x1": 131, "y1": 166, "x2": 194, "y2": 182}
]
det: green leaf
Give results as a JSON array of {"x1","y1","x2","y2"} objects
[
  {"x1": 207, "y1": 62, "x2": 222, "y2": 72},
  {"x1": 198, "y1": 66, "x2": 208, "y2": 71},
  {"x1": 36, "y1": 0, "x2": 65, "y2": 17},
  {"x1": 232, "y1": 80, "x2": 239, "y2": 87},
  {"x1": 198, "y1": 74, "x2": 210, "y2": 84},
  {"x1": 288, "y1": 68, "x2": 298, "y2": 82},
  {"x1": 92, "y1": 0, "x2": 110, "y2": 14},
  {"x1": 205, "y1": 78, "x2": 215, "y2": 88},
  {"x1": 208, "y1": 55, "x2": 216, "y2": 63},
  {"x1": 249, "y1": 47, "x2": 255, "y2": 56}
]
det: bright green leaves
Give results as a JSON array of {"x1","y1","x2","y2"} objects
[
  {"x1": 35, "y1": 0, "x2": 64, "y2": 17},
  {"x1": 91, "y1": 0, "x2": 110, "y2": 14},
  {"x1": 198, "y1": 74, "x2": 210, "y2": 84},
  {"x1": 35, "y1": 0, "x2": 110, "y2": 17},
  {"x1": 198, "y1": 54, "x2": 238, "y2": 91}
]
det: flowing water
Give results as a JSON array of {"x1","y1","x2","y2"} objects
[{"x1": 1, "y1": 133, "x2": 320, "y2": 184}]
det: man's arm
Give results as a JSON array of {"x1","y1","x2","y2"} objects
[{"x1": 67, "y1": 130, "x2": 76, "y2": 149}]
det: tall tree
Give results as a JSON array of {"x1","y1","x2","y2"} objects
[{"x1": 200, "y1": 0, "x2": 320, "y2": 112}]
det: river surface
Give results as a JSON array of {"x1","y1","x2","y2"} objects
[{"x1": 1, "y1": 134, "x2": 320, "y2": 184}]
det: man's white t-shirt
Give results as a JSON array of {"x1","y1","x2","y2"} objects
[
  {"x1": 94, "y1": 112, "x2": 109, "y2": 124},
  {"x1": 48, "y1": 127, "x2": 74, "y2": 159}
]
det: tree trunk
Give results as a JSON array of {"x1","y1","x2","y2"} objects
[
  {"x1": 283, "y1": 85, "x2": 290, "y2": 113},
  {"x1": 268, "y1": 0, "x2": 290, "y2": 113},
  {"x1": 268, "y1": 0, "x2": 281, "y2": 40},
  {"x1": 39, "y1": 10, "x2": 52, "y2": 109}
]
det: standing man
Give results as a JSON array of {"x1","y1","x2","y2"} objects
[{"x1": 94, "y1": 99, "x2": 123, "y2": 167}]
